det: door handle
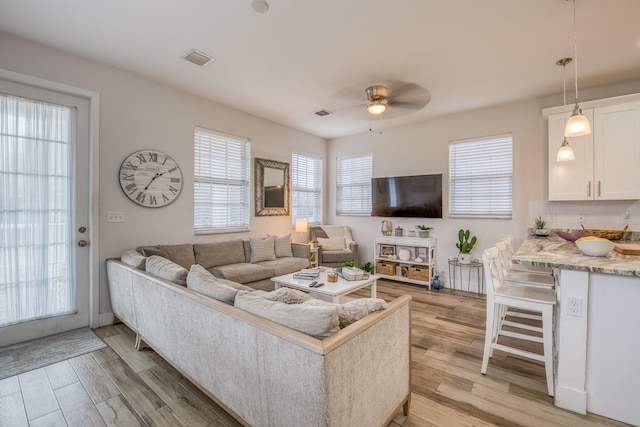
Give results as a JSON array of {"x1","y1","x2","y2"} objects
[{"x1": 78, "y1": 240, "x2": 88, "y2": 247}]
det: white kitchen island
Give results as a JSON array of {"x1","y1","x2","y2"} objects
[{"x1": 513, "y1": 235, "x2": 640, "y2": 426}]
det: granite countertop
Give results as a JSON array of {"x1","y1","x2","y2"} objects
[{"x1": 513, "y1": 234, "x2": 640, "y2": 277}]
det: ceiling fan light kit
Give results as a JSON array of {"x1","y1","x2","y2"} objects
[
  {"x1": 564, "y1": 0, "x2": 591, "y2": 138},
  {"x1": 250, "y1": 0, "x2": 269, "y2": 13},
  {"x1": 366, "y1": 85, "x2": 389, "y2": 115}
]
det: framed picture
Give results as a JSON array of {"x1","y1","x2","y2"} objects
[
  {"x1": 416, "y1": 247, "x2": 427, "y2": 258},
  {"x1": 380, "y1": 245, "x2": 395, "y2": 257}
]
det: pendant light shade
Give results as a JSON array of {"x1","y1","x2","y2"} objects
[
  {"x1": 557, "y1": 138, "x2": 576, "y2": 161},
  {"x1": 564, "y1": 0, "x2": 591, "y2": 138},
  {"x1": 565, "y1": 107, "x2": 592, "y2": 136}
]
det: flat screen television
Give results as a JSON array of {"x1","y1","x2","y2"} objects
[{"x1": 371, "y1": 174, "x2": 442, "y2": 218}]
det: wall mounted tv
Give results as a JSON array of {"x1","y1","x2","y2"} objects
[{"x1": 371, "y1": 174, "x2": 442, "y2": 218}]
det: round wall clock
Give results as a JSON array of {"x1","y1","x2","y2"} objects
[{"x1": 119, "y1": 149, "x2": 183, "y2": 208}]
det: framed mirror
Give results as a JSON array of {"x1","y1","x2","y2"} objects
[{"x1": 255, "y1": 158, "x2": 290, "y2": 216}]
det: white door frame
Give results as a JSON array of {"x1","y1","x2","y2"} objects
[{"x1": 0, "y1": 68, "x2": 100, "y2": 330}]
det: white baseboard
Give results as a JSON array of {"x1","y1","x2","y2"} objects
[
  {"x1": 98, "y1": 312, "x2": 115, "y2": 327},
  {"x1": 555, "y1": 385, "x2": 587, "y2": 415}
]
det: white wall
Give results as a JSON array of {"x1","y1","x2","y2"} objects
[
  {"x1": 327, "y1": 98, "x2": 640, "y2": 292},
  {"x1": 0, "y1": 32, "x2": 326, "y2": 318}
]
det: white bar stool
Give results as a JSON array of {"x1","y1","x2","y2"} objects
[
  {"x1": 481, "y1": 246, "x2": 557, "y2": 396},
  {"x1": 496, "y1": 241, "x2": 555, "y2": 288},
  {"x1": 502, "y1": 235, "x2": 554, "y2": 276}
]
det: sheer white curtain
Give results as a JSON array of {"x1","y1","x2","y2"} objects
[{"x1": 0, "y1": 94, "x2": 75, "y2": 327}]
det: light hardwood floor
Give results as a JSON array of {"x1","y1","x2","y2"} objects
[{"x1": 0, "y1": 280, "x2": 632, "y2": 426}]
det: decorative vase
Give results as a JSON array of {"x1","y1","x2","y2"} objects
[
  {"x1": 458, "y1": 253, "x2": 471, "y2": 264},
  {"x1": 381, "y1": 220, "x2": 392, "y2": 236},
  {"x1": 432, "y1": 275, "x2": 441, "y2": 291}
]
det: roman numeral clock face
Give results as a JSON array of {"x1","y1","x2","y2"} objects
[{"x1": 119, "y1": 149, "x2": 183, "y2": 208}]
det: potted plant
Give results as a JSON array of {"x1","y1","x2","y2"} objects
[
  {"x1": 456, "y1": 229, "x2": 477, "y2": 264},
  {"x1": 360, "y1": 261, "x2": 373, "y2": 273},
  {"x1": 415, "y1": 225, "x2": 433, "y2": 238},
  {"x1": 309, "y1": 239, "x2": 318, "y2": 248},
  {"x1": 534, "y1": 216, "x2": 551, "y2": 236}
]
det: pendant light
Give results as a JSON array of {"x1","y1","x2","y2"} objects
[
  {"x1": 564, "y1": 0, "x2": 591, "y2": 137},
  {"x1": 557, "y1": 57, "x2": 575, "y2": 161}
]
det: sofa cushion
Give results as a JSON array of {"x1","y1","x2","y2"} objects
[
  {"x1": 194, "y1": 240, "x2": 246, "y2": 269},
  {"x1": 187, "y1": 264, "x2": 240, "y2": 305},
  {"x1": 137, "y1": 245, "x2": 169, "y2": 258},
  {"x1": 256, "y1": 257, "x2": 309, "y2": 276},
  {"x1": 303, "y1": 298, "x2": 388, "y2": 328},
  {"x1": 210, "y1": 263, "x2": 274, "y2": 284},
  {"x1": 262, "y1": 287, "x2": 312, "y2": 304},
  {"x1": 234, "y1": 291, "x2": 339, "y2": 339},
  {"x1": 145, "y1": 255, "x2": 188, "y2": 286},
  {"x1": 250, "y1": 236, "x2": 276, "y2": 263},
  {"x1": 121, "y1": 250, "x2": 147, "y2": 270},
  {"x1": 158, "y1": 244, "x2": 196, "y2": 270},
  {"x1": 320, "y1": 249, "x2": 353, "y2": 264},
  {"x1": 317, "y1": 237, "x2": 346, "y2": 251},
  {"x1": 274, "y1": 234, "x2": 294, "y2": 258}
]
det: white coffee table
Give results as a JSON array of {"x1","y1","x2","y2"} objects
[{"x1": 271, "y1": 270, "x2": 378, "y2": 304}]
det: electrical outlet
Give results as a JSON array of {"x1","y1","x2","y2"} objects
[
  {"x1": 567, "y1": 297, "x2": 582, "y2": 317},
  {"x1": 622, "y1": 211, "x2": 631, "y2": 225},
  {"x1": 577, "y1": 213, "x2": 586, "y2": 224},
  {"x1": 549, "y1": 213, "x2": 557, "y2": 223},
  {"x1": 107, "y1": 212, "x2": 125, "y2": 223}
]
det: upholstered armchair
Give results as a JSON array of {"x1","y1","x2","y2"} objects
[{"x1": 309, "y1": 225, "x2": 358, "y2": 268}]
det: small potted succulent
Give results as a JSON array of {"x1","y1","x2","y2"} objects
[
  {"x1": 534, "y1": 216, "x2": 551, "y2": 236},
  {"x1": 309, "y1": 239, "x2": 319, "y2": 248},
  {"x1": 456, "y1": 229, "x2": 477, "y2": 264},
  {"x1": 360, "y1": 261, "x2": 374, "y2": 273},
  {"x1": 415, "y1": 225, "x2": 433, "y2": 238}
]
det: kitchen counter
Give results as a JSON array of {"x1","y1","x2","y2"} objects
[
  {"x1": 513, "y1": 234, "x2": 640, "y2": 276},
  {"x1": 512, "y1": 233, "x2": 640, "y2": 426}
]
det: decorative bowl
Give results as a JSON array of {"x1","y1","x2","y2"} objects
[
  {"x1": 557, "y1": 230, "x2": 595, "y2": 242},
  {"x1": 398, "y1": 248, "x2": 411, "y2": 261},
  {"x1": 575, "y1": 239, "x2": 615, "y2": 257}
]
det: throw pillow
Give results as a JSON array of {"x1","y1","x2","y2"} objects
[
  {"x1": 121, "y1": 249, "x2": 147, "y2": 270},
  {"x1": 137, "y1": 245, "x2": 169, "y2": 258},
  {"x1": 234, "y1": 291, "x2": 339, "y2": 339},
  {"x1": 317, "y1": 237, "x2": 346, "y2": 251},
  {"x1": 303, "y1": 298, "x2": 388, "y2": 328},
  {"x1": 262, "y1": 287, "x2": 312, "y2": 304},
  {"x1": 274, "y1": 234, "x2": 294, "y2": 258},
  {"x1": 249, "y1": 236, "x2": 276, "y2": 263},
  {"x1": 145, "y1": 255, "x2": 188, "y2": 286},
  {"x1": 187, "y1": 264, "x2": 239, "y2": 305}
]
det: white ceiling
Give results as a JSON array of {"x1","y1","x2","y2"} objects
[{"x1": 1, "y1": 0, "x2": 639, "y2": 139}]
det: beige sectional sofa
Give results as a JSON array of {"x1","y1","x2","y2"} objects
[
  {"x1": 106, "y1": 239, "x2": 412, "y2": 427},
  {"x1": 136, "y1": 237, "x2": 310, "y2": 291}
]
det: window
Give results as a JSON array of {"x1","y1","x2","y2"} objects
[
  {"x1": 292, "y1": 153, "x2": 322, "y2": 224},
  {"x1": 449, "y1": 134, "x2": 513, "y2": 218},
  {"x1": 336, "y1": 153, "x2": 372, "y2": 216},
  {"x1": 194, "y1": 127, "x2": 250, "y2": 234}
]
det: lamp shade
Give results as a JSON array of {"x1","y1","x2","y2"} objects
[
  {"x1": 557, "y1": 139, "x2": 575, "y2": 161},
  {"x1": 564, "y1": 109, "x2": 592, "y2": 137},
  {"x1": 295, "y1": 218, "x2": 308, "y2": 233},
  {"x1": 367, "y1": 101, "x2": 386, "y2": 115}
]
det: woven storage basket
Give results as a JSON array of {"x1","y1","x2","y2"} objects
[
  {"x1": 408, "y1": 266, "x2": 429, "y2": 281},
  {"x1": 375, "y1": 261, "x2": 398, "y2": 276},
  {"x1": 581, "y1": 224, "x2": 628, "y2": 240}
]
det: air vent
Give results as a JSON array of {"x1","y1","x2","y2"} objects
[
  {"x1": 314, "y1": 109, "x2": 331, "y2": 117},
  {"x1": 183, "y1": 49, "x2": 215, "y2": 67}
]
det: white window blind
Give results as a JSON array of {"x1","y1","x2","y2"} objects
[
  {"x1": 449, "y1": 134, "x2": 513, "y2": 218},
  {"x1": 292, "y1": 153, "x2": 322, "y2": 225},
  {"x1": 336, "y1": 153, "x2": 372, "y2": 216},
  {"x1": 194, "y1": 127, "x2": 250, "y2": 234}
]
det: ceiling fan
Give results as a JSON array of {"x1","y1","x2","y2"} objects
[{"x1": 327, "y1": 80, "x2": 431, "y2": 120}]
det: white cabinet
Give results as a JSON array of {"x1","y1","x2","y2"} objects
[
  {"x1": 373, "y1": 236, "x2": 436, "y2": 289},
  {"x1": 548, "y1": 101, "x2": 640, "y2": 201}
]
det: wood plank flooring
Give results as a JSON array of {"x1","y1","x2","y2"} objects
[{"x1": 0, "y1": 280, "x2": 632, "y2": 426}]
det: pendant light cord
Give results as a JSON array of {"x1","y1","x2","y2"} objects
[{"x1": 572, "y1": 0, "x2": 580, "y2": 105}]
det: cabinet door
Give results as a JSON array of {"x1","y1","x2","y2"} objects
[
  {"x1": 548, "y1": 110, "x2": 594, "y2": 200},
  {"x1": 594, "y1": 102, "x2": 640, "y2": 200}
]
